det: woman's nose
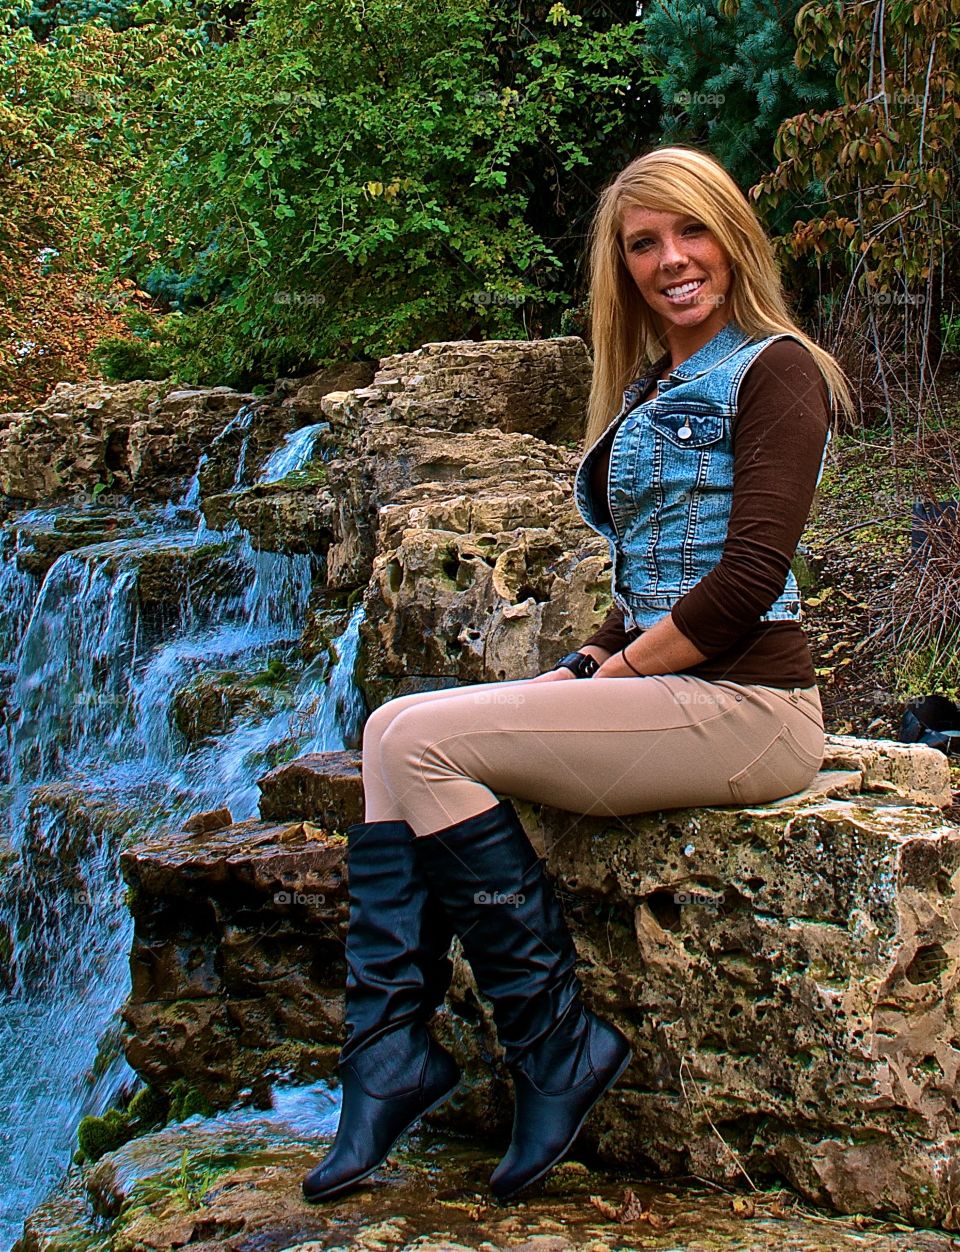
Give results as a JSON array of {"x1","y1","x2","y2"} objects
[{"x1": 660, "y1": 237, "x2": 689, "y2": 268}]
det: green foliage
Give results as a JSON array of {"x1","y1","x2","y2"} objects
[
  {"x1": 166, "y1": 1078, "x2": 214, "y2": 1122},
  {"x1": 247, "y1": 657, "x2": 295, "y2": 687},
  {"x1": 752, "y1": 0, "x2": 959, "y2": 413},
  {"x1": 639, "y1": 0, "x2": 838, "y2": 204},
  {"x1": 20, "y1": 0, "x2": 141, "y2": 40},
  {"x1": 77, "y1": 1107, "x2": 129, "y2": 1162},
  {"x1": 88, "y1": 0, "x2": 657, "y2": 387},
  {"x1": 115, "y1": 1147, "x2": 231, "y2": 1229},
  {"x1": 88, "y1": 310, "x2": 179, "y2": 381},
  {"x1": 891, "y1": 634, "x2": 960, "y2": 703}
]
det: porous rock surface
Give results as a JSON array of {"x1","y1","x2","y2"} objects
[
  {"x1": 118, "y1": 737, "x2": 960, "y2": 1229},
  {"x1": 15, "y1": 1106, "x2": 957, "y2": 1251},
  {"x1": 0, "y1": 361, "x2": 374, "y2": 503}
]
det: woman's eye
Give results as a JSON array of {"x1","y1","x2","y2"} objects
[{"x1": 630, "y1": 224, "x2": 704, "y2": 250}]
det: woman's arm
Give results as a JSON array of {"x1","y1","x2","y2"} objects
[
  {"x1": 593, "y1": 338, "x2": 832, "y2": 678},
  {"x1": 594, "y1": 611, "x2": 707, "y2": 676}
]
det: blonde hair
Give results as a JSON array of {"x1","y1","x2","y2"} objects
[{"x1": 583, "y1": 143, "x2": 855, "y2": 446}]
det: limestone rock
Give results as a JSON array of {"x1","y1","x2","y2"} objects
[
  {"x1": 114, "y1": 744, "x2": 960, "y2": 1227},
  {"x1": 10, "y1": 508, "x2": 149, "y2": 578},
  {"x1": 119, "y1": 818, "x2": 348, "y2": 1104},
  {"x1": 258, "y1": 749, "x2": 363, "y2": 825},
  {"x1": 222, "y1": 479, "x2": 337, "y2": 554},
  {"x1": 0, "y1": 380, "x2": 167, "y2": 500},
  {"x1": 823, "y1": 733, "x2": 952, "y2": 807},
  {"x1": 279, "y1": 359, "x2": 377, "y2": 416},
  {"x1": 319, "y1": 337, "x2": 591, "y2": 444},
  {"x1": 21, "y1": 1108, "x2": 947, "y2": 1252},
  {"x1": 182, "y1": 807, "x2": 233, "y2": 834}
]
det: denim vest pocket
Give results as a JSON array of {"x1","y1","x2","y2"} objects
[{"x1": 648, "y1": 408, "x2": 725, "y2": 449}]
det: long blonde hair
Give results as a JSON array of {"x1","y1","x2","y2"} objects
[{"x1": 583, "y1": 144, "x2": 855, "y2": 446}]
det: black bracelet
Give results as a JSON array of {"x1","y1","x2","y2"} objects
[
  {"x1": 620, "y1": 646, "x2": 643, "y2": 677},
  {"x1": 551, "y1": 651, "x2": 600, "y2": 679}
]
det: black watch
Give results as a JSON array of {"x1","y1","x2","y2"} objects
[{"x1": 551, "y1": 651, "x2": 600, "y2": 679}]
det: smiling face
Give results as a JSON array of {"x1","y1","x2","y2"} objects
[{"x1": 619, "y1": 205, "x2": 733, "y2": 345}]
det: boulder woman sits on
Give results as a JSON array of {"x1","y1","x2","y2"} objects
[{"x1": 302, "y1": 143, "x2": 855, "y2": 1205}]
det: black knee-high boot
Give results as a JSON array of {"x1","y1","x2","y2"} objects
[
  {"x1": 413, "y1": 799, "x2": 632, "y2": 1200},
  {"x1": 301, "y1": 819, "x2": 461, "y2": 1202}
]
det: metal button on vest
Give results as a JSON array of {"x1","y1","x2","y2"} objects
[{"x1": 677, "y1": 425, "x2": 692, "y2": 439}]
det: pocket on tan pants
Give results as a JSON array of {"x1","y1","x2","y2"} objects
[{"x1": 727, "y1": 722, "x2": 824, "y2": 805}]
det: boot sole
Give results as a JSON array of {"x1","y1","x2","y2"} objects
[
  {"x1": 301, "y1": 1076, "x2": 461, "y2": 1204},
  {"x1": 492, "y1": 1045, "x2": 634, "y2": 1202}
]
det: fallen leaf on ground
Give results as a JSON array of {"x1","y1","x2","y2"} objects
[{"x1": 589, "y1": 1189, "x2": 672, "y2": 1228}]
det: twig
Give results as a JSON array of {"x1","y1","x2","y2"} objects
[
  {"x1": 677, "y1": 1054, "x2": 759, "y2": 1193},
  {"x1": 818, "y1": 513, "x2": 908, "y2": 545}
]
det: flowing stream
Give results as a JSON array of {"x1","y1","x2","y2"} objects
[{"x1": 0, "y1": 420, "x2": 361, "y2": 1248}]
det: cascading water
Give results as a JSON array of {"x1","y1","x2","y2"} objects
[
  {"x1": 0, "y1": 411, "x2": 367, "y2": 1248},
  {"x1": 255, "y1": 422, "x2": 330, "y2": 484}
]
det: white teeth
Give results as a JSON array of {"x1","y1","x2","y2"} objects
[{"x1": 664, "y1": 279, "x2": 705, "y2": 298}]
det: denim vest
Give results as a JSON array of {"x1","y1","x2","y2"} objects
[{"x1": 573, "y1": 321, "x2": 832, "y2": 631}]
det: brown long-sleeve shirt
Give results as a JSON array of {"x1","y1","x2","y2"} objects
[{"x1": 580, "y1": 338, "x2": 831, "y2": 688}]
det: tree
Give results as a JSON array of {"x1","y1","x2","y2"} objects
[
  {"x1": 87, "y1": 0, "x2": 659, "y2": 387},
  {"x1": 638, "y1": 0, "x2": 839, "y2": 226},
  {"x1": 752, "y1": 0, "x2": 960, "y2": 428}
]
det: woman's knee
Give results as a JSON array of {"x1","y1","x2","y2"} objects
[
  {"x1": 377, "y1": 703, "x2": 430, "y2": 765},
  {"x1": 361, "y1": 692, "x2": 431, "y2": 755}
]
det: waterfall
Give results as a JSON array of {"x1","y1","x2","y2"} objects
[
  {"x1": 0, "y1": 422, "x2": 367, "y2": 1247},
  {"x1": 255, "y1": 422, "x2": 329, "y2": 484}
]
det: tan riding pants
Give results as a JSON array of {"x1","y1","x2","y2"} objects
[{"x1": 362, "y1": 674, "x2": 825, "y2": 838}]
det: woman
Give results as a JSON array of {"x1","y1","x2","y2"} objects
[{"x1": 302, "y1": 144, "x2": 855, "y2": 1205}]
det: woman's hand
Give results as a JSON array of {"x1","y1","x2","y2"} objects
[
  {"x1": 527, "y1": 668, "x2": 578, "y2": 684},
  {"x1": 528, "y1": 645, "x2": 610, "y2": 683}
]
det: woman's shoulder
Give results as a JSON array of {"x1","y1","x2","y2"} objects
[
  {"x1": 747, "y1": 333, "x2": 820, "y2": 373},
  {"x1": 739, "y1": 335, "x2": 830, "y2": 414}
]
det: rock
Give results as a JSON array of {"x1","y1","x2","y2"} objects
[
  {"x1": 182, "y1": 808, "x2": 233, "y2": 834},
  {"x1": 207, "y1": 478, "x2": 337, "y2": 554},
  {"x1": 530, "y1": 789, "x2": 960, "y2": 1228},
  {"x1": 0, "y1": 372, "x2": 377, "y2": 506},
  {"x1": 320, "y1": 337, "x2": 591, "y2": 443},
  {"x1": 15, "y1": 1103, "x2": 959, "y2": 1250},
  {"x1": 257, "y1": 749, "x2": 363, "y2": 825},
  {"x1": 172, "y1": 670, "x2": 282, "y2": 747},
  {"x1": 10, "y1": 508, "x2": 149, "y2": 578},
  {"x1": 822, "y1": 733, "x2": 952, "y2": 807},
  {"x1": 280, "y1": 359, "x2": 377, "y2": 416},
  {"x1": 0, "y1": 380, "x2": 168, "y2": 500},
  {"x1": 114, "y1": 744, "x2": 960, "y2": 1228},
  {"x1": 119, "y1": 818, "x2": 349, "y2": 1105}
]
